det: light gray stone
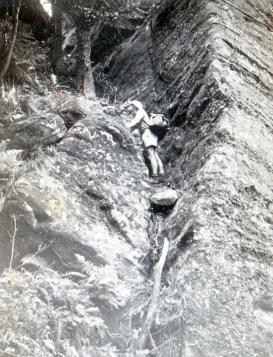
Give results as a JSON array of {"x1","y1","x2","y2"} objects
[{"x1": 149, "y1": 187, "x2": 178, "y2": 207}]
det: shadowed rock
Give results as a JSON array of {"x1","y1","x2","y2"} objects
[{"x1": 98, "y1": 0, "x2": 273, "y2": 355}]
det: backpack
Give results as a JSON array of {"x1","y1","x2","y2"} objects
[{"x1": 148, "y1": 114, "x2": 169, "y2": 140}]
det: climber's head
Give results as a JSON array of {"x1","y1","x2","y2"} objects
[{"x1": 129, "y1": 100, "x2": 143, "y2": 109}]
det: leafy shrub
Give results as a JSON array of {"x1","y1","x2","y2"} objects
[{"x1": 0, "y1": 266, "x2": 117, "y2": 357}]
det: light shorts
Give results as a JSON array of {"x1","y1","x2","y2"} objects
[{"x1": 141, "y1": 128, "x2": 158, "y2": 148}]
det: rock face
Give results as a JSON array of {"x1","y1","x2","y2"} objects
[
  {"x1": 100, "y1": 0, "x2": 273, "y2": 355},
  {"x1": 1, "y1": 113, "x2": 67, "y2": 150},
  {"x1": 0, "y1": 98, "x2": 152, "y2": 355},
  {"x1": 0, "y1": 0, "x2": 273, "y2": 356}
]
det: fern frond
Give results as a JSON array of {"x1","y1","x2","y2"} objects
[
  {"x1": 63, "y1": 271, "x2": 87, "y2": 279},
  {"x1": 75, "y1": 254, "x2": 97, "y2": 278},
  {"x1": 21, "y1": 255, "x2": 50, "y2": 270}
]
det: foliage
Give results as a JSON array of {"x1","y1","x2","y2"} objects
[
  {"x1": 56, "y1": 0, "x2": 152, "y2": 28},
  {"x1": 76, "y1": 254, "x2": 130, "y2": 310},
  {"x1": 0, "y1": 267, "x2": 118, "y2": 357},
  {"x1": 0, "y1": 93, "x2": 18, "y2": 126},
  {"x1": 0, "y1": 144, "x2": 25, "y2": 199},
  {"x1": 0, "y1": 0, "x2": 21, "y2": 81},
  {"x1": 0, "y1": 2, "x2": 180, "y2": 356}
]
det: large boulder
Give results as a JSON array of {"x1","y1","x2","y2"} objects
[{"x1": 0, "y1": 114, "x2": 67, "y2": 150}]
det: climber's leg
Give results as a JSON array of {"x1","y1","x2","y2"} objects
[
  {"x1": 155, "y1": 150, "x2": 164, "y2": 176},
  {"x1": 145, "y1": 147, "x2": 158, "y2": 177},
  {"x1": 142, "y1": 130, "x2": 159, "y2": 177}
]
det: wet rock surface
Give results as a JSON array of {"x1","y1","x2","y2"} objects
[{"x1": 0, "y1": 0, "x2": 273, "y2": 356}]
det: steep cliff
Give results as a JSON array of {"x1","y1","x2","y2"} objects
[
  {"x1": 0, "y1": 0, "x2": 273, "y2": 356},
  {"x1": 99, "y1": 1, "x2": 273, "y2": 354}
]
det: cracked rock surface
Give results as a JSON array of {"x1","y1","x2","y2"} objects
[{"x1": 98, "y1": 0, "x2": 273, "y2": 355}]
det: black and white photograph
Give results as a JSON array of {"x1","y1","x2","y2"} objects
[{"x1": 0, "y1": 0, "x2": 272, "y2": 356}]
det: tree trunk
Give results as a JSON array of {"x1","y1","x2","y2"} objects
[
  {"x1": 0, "y1": 0, "x2": 21, "y2": 81},
  {"x1": 51, "y1": 0, "x2": 63, "y2": 75},
  {"x1": 76, "y1": 26, "x2": 96, "y2": 99},
  {"x1": 138, "y1": 238, "x2": 170, "y2": 351}
]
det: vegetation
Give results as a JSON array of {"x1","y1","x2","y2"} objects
[
  {"x1": 0, "y1": 1, "x2": 177, "y2": 356},
  {"x1": 0, "y1": 267, "x2": 113, "y2": 356},
  {"x1": 0, "y1": 0, "x2": 21, "y2": 82}
]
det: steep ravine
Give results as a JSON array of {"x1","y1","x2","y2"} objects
[
  {"x1": 0, "y1": 0, "x2": 273, "y2": 356},
  {"x1": 100, "y1": 0, "x2": 273, "y2": 355}
]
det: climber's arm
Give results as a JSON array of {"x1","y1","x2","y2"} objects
[{"x1": 128, "y1": 109, "x2": 145, "y2": 132}]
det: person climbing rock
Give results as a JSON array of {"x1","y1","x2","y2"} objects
[{"x1": 127, "y1": 100, "x2": 168, "y2": 178}]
